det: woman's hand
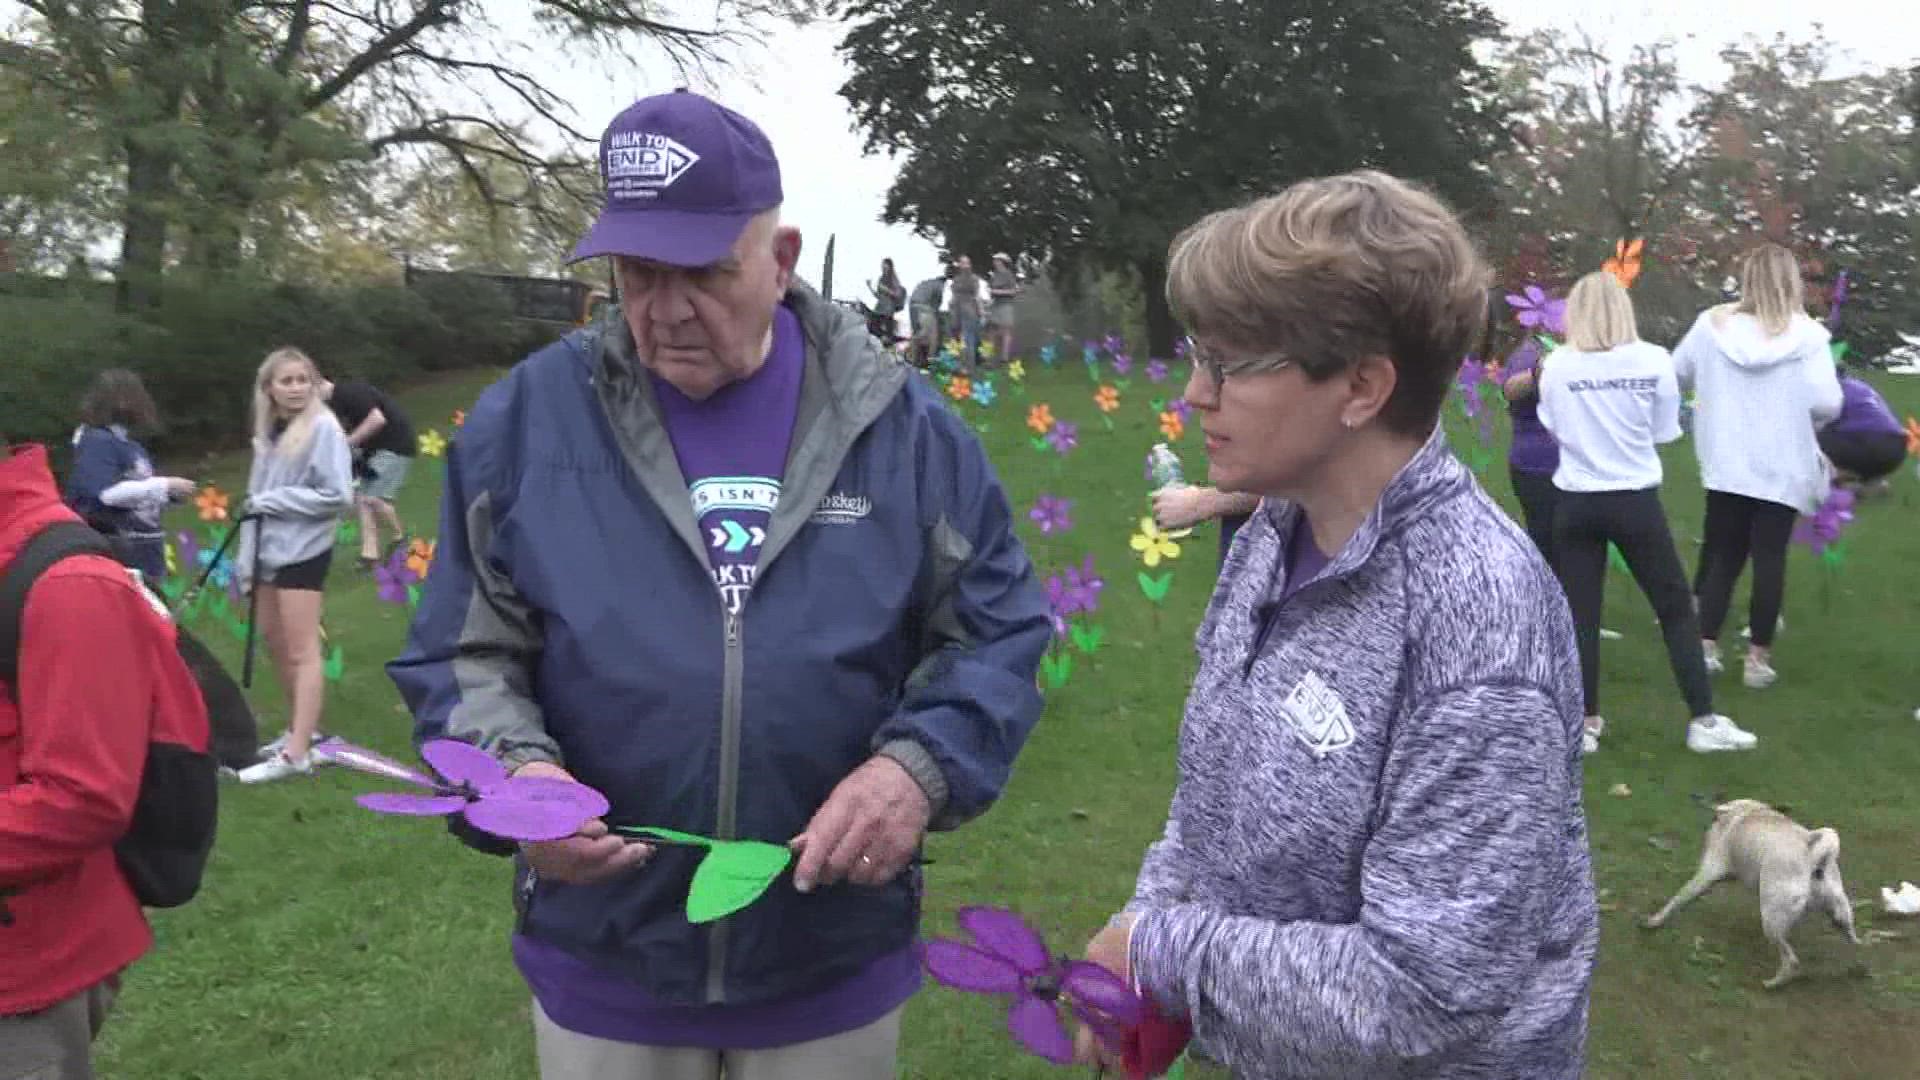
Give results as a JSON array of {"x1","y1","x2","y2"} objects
[
  {"x1": 1073, "y1": 913, "x2": 1137, "y2": 1070},
  {"x1": 1152, "y1": 485, "x2": 1216, "y2": 530},
  {"x1": 165, "y1": 477, "x2": 196, "y2": 499}
]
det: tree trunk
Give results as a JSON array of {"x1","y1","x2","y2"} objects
[
  {"x1": 1137, "y1": 255, "x2": 1180, "y2": 359},
  {"x1": 117, "y1": 137, "x2": 171, "y2": 312}
]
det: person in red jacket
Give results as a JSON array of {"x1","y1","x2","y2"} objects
[{"x1": 0, "y1": 437, "x2": 199, "y2": 1079}]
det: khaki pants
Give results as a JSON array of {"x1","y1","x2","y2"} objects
[
  {"x1": 0, "y1": 977, "x2": 119, "y2": 1080},
  {"x1": 532, "y1": 999, "x2": 901, "y2": 1080}
]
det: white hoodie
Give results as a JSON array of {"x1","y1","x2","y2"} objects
[{"x1": 1671, "y1": 307, "x2": 1843, "y2": 515}]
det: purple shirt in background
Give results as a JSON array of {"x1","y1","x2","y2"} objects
[
  {"x1": 1829, "y1": 376, "x2": 1904, "y2": 438},
  {"x1": 514, "y1": 303, "x2": 921, "y2": 1048},
  {"x1": 1504, "y1": 340, "x2": 1560, "y2": 476}
]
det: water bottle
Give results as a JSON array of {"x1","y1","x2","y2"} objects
[{"x1": 1148, "y1": 443, "x2": 1195, "y2": 539}]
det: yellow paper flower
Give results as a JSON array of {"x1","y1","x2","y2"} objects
[
  {"x1": 1094, "y1": 385, "x2": 1120, "y2": 413},
  {"x1": 978, "y1": 341, "x2": 998, "y2": 361},
  {"x1": 948, "y1": 376, "x2": 973, "y2": 401},
  {"x1": 1026, "y1": 403, "x2": 1055, "y2": 434},
  {"x1": 1008, "y1": 360, "x2": 1026, "y2": 382},
  {"x1": 406, "y1": 538, "x2": 436, "y2": 579},
  {"x1": 1130, "y1": 516, "x2": 1182, "y2": 567},
  {"x1": 419, "y1": 430, "x2": 447, "y2": 457},
  {"x1": 1159, "y1": 410, "x2": 1185, "y2": 441},
  {"x1": 195, "y1": 486, "x2": 230, "y2": 522}
]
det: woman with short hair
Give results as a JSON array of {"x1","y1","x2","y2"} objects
[
  {"x1": 1076, "y1": 171, "x2": 1598, "y2": 1080},
  {"x1": 64, "y1": 368, "x2": 196, "y2": 584},
  {"x1": 1673, "y1": 244, "x2": 1844, "y2": 689}
]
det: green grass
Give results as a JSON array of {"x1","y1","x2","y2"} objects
[{"x1": 94, "y1": 358, "x2": 1920, "y2": 1079}]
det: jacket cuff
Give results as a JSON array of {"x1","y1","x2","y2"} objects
[
  {"x1": 1131, "y1": 905, "x2": 1198, "y2": 1019},
  {"x1": 875, "y1": 738, "x2": 951, "y2": 824},
  {"x1": 500, "y1": 744, "x2": 561, "y2": 775}
]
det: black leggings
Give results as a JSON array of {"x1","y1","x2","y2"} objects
[
  {"x1": 1554, "y1": 488, "x2": 1714, "y2": 719},
  {"x1": 1693, "y1": 490, "x2": 1798, "y2": 647},
  {"x1": 1509, "y1": 466, "x2": 1560, "y2": 570}
]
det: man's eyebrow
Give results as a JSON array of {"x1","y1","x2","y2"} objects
[{"x1": 621, "y1": 257, "x2": 739, "y2": 273}]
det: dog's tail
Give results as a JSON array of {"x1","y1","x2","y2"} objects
[{"x1": 1808, "y1": 828, "x2": 1841, "y2": 881}]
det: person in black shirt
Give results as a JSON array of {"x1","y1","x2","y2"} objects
[{"x1": 320, "y1": 376, "x2": 415, "y2": 568}]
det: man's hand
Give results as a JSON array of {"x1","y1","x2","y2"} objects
[
  {"x1": 1152, "y1": 484, "x2": 1216, "y2": 531},
  {"x1": 514, "y1": 761, "x2": 651, "y2": 884},
  {"x1": 789, "y1": 755, "x2": 931, "y2": 892},
  {"x1": 1073, "y1": 912, "x2": 1136, "y2": 1070}
]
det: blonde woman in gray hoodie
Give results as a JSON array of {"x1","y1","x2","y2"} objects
[
  {"x1": 234, "y1": 347, "x2": 354, "y2": 783},
  {"x1": 1673, "y1": 244, "x2": 1843, "y2": 692}
]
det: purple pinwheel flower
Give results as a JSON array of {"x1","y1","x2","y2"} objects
[
  {"x1": 922, "y1": 906, "x2": 1147, "y2": 1065},
  {"x1": 1111, "y1": 352, "x2": 1133, "y2": 377},
  {"x1": 1168, "y1": 398, "x2": 1192, "y2": 423},
  {"x1": 1063, "y1": 554, "x2": 1104, "y2": 615},
  {"x1": 319, "y1": 738, "x2": 611, "y2": 842},
  {"x1": 375, "y1": 549, "x2": 416, "y2": 605},
  {"x1": 1145, "y1": 358, "x2": 1169, "y2": 383},
  {"x1": 1792, "y1": 487, "x2": 1856, "y2": 555},
  {"x1": 1043, "y1": 573, "x2": 1075, "y2": 639},
  {"x1": 1505, "y1": 285, "x2": 1567, "y2": 336},
  {"x1": 1028, "y1": 494, "x2": 1073, "y2": 535},
  {"x1": 1045, "y1": 420, "x2": 1079, "y2": 455}
]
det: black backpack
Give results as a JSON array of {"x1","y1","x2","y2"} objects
[{"x1": 0, "y1": 522, "x2": 219, "y2": 910}]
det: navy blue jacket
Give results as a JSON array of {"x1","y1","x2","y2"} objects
[{"x1": 387, "y1": 284, "x2": 1050, "y2": 1007}]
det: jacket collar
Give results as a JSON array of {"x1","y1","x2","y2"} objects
[{"x1": 1, "y1": 445, "x2": 81, "y2": 568}]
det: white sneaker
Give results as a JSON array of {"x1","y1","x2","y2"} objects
[
  {"x1": 1743, "y1": 655, "x2": 1777, "y2": 690},
  {"x1": 1687, "y1": 714, "x2": 1758, "y2": 753},
  {"x1": 1702, "y1": 640, "x2": 1723, "y2": 675},
  {"x1": 258, "y1": 730, "x2": 336, "y2": 760},
  {"x1": 236, "y1": 750, "x2": 314, "y2": 784}
]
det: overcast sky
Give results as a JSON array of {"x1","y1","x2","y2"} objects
[
  {"x1": 520, "y1": 1, "x2": 1918, "y2": 298},
  {"x1": 7, "y1": 2, "x2": 1916, "y2": 293}
]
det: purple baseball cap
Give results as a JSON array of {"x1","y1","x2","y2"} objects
[{"x1": 569, "y1": 89, "x2": 784, "y2": 268}]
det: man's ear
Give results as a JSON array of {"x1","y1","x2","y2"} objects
[{"x1": 772, "y1": 226, "x2": 802, "y2": 282}]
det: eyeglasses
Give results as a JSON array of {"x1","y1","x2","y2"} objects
[{"x1": 1191, "y1": 340, "x2": 1294, "y2": 385}]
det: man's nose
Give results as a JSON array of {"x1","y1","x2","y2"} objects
[{"x1": 645, "y1": 274, "x2": 700, "y2": 322}]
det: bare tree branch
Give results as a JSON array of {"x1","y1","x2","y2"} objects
[{"x1": 304, "y1": 0, "x2": 458, "y2": 110}]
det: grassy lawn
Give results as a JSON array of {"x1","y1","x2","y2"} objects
[{"x1": 94, "y1": 353, "x2": 1920, "y2": 1079}]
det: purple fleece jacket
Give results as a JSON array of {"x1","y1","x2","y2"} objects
[{"x1": 1125, "y1": 424, "x2": 1599, "y2": 1079}]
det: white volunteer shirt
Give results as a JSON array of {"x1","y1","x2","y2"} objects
[{"x1": 1536, "y1": 340, "x2": 1683, "y2": 493}]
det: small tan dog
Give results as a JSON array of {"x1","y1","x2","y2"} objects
[{"x1": 1643, "y1": 798, "x2": 1861, "y2": 989}]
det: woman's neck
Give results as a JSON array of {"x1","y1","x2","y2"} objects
[{"x1": 1291, "y1": 428, "x2": 1426, "y2": 554}]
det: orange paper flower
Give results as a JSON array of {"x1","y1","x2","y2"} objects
[
  {"x1": 1159, "y1": 410, "x2": 1185, "y2": 441},
  {"x1": 406, "y1": 538, "x2": 436, "y2": 579},
  {"x1": 195, "y1": 486, "x2": 230, "y2": 522},
  {"x1": 1094, "y1": 385, "x2": 1120, "y2": 413},
  {"x1": 947, "y1": 376, "x2": 973, "y2": 402},
  {"x1": 1603, "y1": 238, "x2": 1645, "y2": 289},
  {"x1": 1027, "y1": 404, "x2": 1055, "y2": 434},
  {"x1": 1906, "y1": 416, "x2": 1920, "y2": 456}
]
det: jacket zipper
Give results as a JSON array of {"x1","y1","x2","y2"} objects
[{"x1": 706, "y1": 610, "x2": 745, "y2": 1003}]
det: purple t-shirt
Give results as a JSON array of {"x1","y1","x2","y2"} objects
[
  {"x1": 1829, "y1": 376, "x2": 1903, "y2": 438},
  {"x1": 1503, "y1": 341, "x2": 1559, "y2": 476},
  {"x1": 513, "y1": 304, "x2": 920, "y2": 1047}
]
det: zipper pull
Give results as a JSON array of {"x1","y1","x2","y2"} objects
[{"x1": 725, "y1": 614, "x2": 739, "y2": 647}]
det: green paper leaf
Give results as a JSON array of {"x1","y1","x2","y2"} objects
[
  {"x1": 1070, "y1": 622, "x2": 1106, "y2": 655},
  {"x1": 1150, "y1": 397, "x2": 1166, "y2": 412},
  {"x1": 323, "y1": 644, "x2": 344, "y2": 682},
  {"x1": 686, "y1": 839, "x2": 793, "y2": 924},
  {"x1": 1166, "y1": 1057, "x2": 1187, "y2": 1079},
  {"x1": 407, "y1": 583, "x2": 422, "y2": 607},
  {"x1": 1137, "y1": 571, "x2": 1173, "y2": 602},
  {"x1": 1040, "y1": 651, "x2": 1074, "y2": 689},
  {"x1": 1101, "y1": 414, "x2": 1115, "y2": 431},
  {"x1": 1115, "y1": 378, "x2": 1132, "y2": 391},
  {"x1": 618, "y1": 826, "x2": 714, "y2": 847},
  {"x1": 1830, "y1": 341, "x2": 1850, "y2": 362},
  {"x1": 1030, "y1": 437, "x2": 1051, "y2": 452}
]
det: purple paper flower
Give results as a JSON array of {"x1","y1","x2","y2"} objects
[
  {"x1": 1045, "y1": 420, "x2": 1078, "y2": 455},
  {"x1": 1456, "y1": 357, "x2": 1487, "y2": 419},
  {"x1": 1103, "y1": 334, "x2": 1125, "y2": 355},
  {"x1": 1028, "y1": 494, "x2": 1073, "y2": 535},
  {"x1": 1043, "y1": 573, "x2": 1074, "y2": 639},
  {"x1": 1174, "y1": 338, "x2": 1191, "y2": 360},
  {"x1": 1111, "y1": 352, "x2": 1132, "y2": 377},
  {"x1": 1145, "y1": 358, "x2": 1169, "y2": 383},
  {"x1": 375, "y1": 549, "x2": 416, "y2": 605},
  {"x1": 1063, "y1": 555, "x2": 1104, "y2": 614},
  {"x1": 921, "y1": 906, "x2": 1146, "y2": 1065},
  {"x1": 323, "y1": 738, "x2": 612, "y2": 842},
  {"x1": 1168, "y1": 398, "x2": 1192, "y2": 423},
  {"x1": 1505, "y1": 285, "x2": 1567, "y2": 336},
  {"x1": 1792, "y1": 487, "x2": 1856, "y2": 555}
]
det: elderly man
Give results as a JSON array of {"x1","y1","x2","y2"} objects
[{"x1": 387, "y1": 89, "x2": 1051, "y2": 1080}]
